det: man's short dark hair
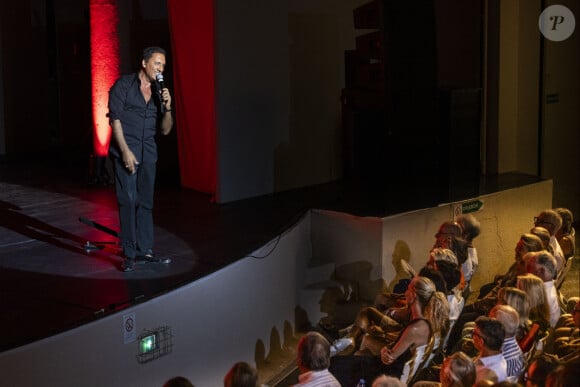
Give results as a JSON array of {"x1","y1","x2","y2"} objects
[
  {"x1": 297, "y1": 332, "x2": 331, "y2": 371},
  {"x1": 142, "y1": 46, "x2": 167, "y2": 61},
  {"x1": 475, "y1": 316, "x2": 505, "y2": 351}
]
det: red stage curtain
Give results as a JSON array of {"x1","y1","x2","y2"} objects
[{"x1": 167, "y1": 0, "x2": 216, "y2": 195}]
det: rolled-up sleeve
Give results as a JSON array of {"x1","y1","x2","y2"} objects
[{"x1": 108, "y1": 77, "x2": 129, "y2": 122}]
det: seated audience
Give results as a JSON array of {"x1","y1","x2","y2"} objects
[
  {"x1": 549, "y1": 299, "x2": 580, "y2": 359},
  {"x1": 533, "y1": 209, "x2": 565, "y2": 274},
  {"x1": 554, "y1": 207, "x2": 575, "y2": 260},
  {"x1": 433, "y1": 221, "x2": 468, "y2": 289},
  {"x1": 530, "y1": 226, "x2": 553, "y2": 255},
  {"x1": 372, "y1": 374, "x2": 406, "y2": 387},
  {"x1": 456, "y1": 214, "x2": 481, "y2": 296},
  {"x1": 163, "y1": 376, "x2": 194, "y2": 387},
  {"x1": 516, "y1": 273, "x2": 551, "y2": 331},
  {"x1": 496, "y1": 287, "x2": 531, "y2": 342},
  {"x1": 477, "y1": 233, "x2": 543, "y2": 301},
  {"x1": 329, "y1": 276, "x2": 449, "y2": 385},
  {"x1": 489, "y1": 305, "x2": 525, "y2": 381},
  {"x1": 412, "y1": 351, "x2": 476, "y2": 387},
  {"x1": 359, "y1": 276, "x2": 449, "y2": 359},
  {"x1": 224, "y1": 361, "x2": 257, "y2": 387},
  {"x1": 522, "y1": 354, "x2": 561, "y2": 387},
  {"x1": 344, "y1": 263, "x2": 452, "y2": 355},
  {"x1": 524, "y1": 251, "x2": 561, "y2": 327},
  {"x1": 472, "y1": 317, "x2": 507, "y2": 384},
  {"x1": 296, "y1": 332, "x2": 340, "y2": 387}
]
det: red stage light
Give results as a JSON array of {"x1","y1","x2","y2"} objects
[{"x1": 90, "y1": 0, "x2": 119, "y2": 157}]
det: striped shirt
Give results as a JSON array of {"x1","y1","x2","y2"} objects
[{"x1": 502, "y1": 336, "x2": 525, "y2": 380}]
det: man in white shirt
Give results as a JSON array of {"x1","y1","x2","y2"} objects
[
  {"x1": 457, "y1": 214, "x2": 481, "y2": 299},
  {"x1": 295, "y1": 332, "x2": 341, "y2": 387},
  {"x1": 525, "y1": 251, "x2": 561, "y2": 327},
  {"x1": 472, "y1": 316, "x2": 508, "y2": 384}
]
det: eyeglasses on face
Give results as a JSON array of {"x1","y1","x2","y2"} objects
[{"x1": 533, "y1": 216, "x2": 551, "y2": 226}]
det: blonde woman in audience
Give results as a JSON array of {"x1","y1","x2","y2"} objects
[
  {"x1": 516, "y1": 274, "x2": 551, "y2": 332},
  {"x1": 359, "y1": 276, "x2": 448, "y2": 351},
  {"x1": 335, "y1": 276, "x2": 449, "y2": 381},
  {"x1": 524, "y1": 251, "x2": 561, "y2": 328},
  {"x1": 497, "y1": 286, "x2": 531, "y2": 341}
]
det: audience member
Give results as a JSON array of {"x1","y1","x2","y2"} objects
[
  {"x1": 530, "y1": 226, "x2": 553, "y2": 254},
  {"x1": 456, "y1": 214, "x2": 481, "y2": 296},
  {"x1": 223, "y1": 361, "x2": 257, "y2": 387},
  {"x1": 478, "y1": 233, "x2": 543, "y2": 300},
  {"x1": 433, "y1": 221, "x2": 469, "y2": 289},
  {"x1": 516, "y1": 273, "x2": 551, "y2": 331},
  {"x1": 359, "y1": 276, "x2": 448, "y2": 359},
  {"x1": 496, "y1": 287, "x2": 531, "y2": 341},
  {"x1": 545, "y1": 356, "x2": 580, "y2": 387},
  {"x1": 413, "y1": 350, "x2": 477, "y2": 387},
  {"x1": 554, "y1": 207, "x2": 575, "y2": 260},
  {"x1": 549, "y1": 300, "x2": 580, "y2": 359},
  {"x1": 296, "y1": 332, "x2": 340, "y2": 386},
  {"x1": 330, "y1": 276, "x2": 449, "y2": 385},
  {"x1": 372, "y1": 374, "x2": 406, "y2": 387},
  {"x1": 473, "y1": 316, "x2": 507, "y2": 384},
  {"x1": 489, "y1": 305, "x2": 525, "y2": 381},
  {"x1": 524, "y1": 251, "x2": 561, "y2": 327},
  {"x1": 533, "y1": 209, "x2": 565, "y2": 274},
  {"x1": 522, "y1": 354, "x2": 561, "y2": 387},
  {"x1": 376, "y1": 266, "x2": 448, "y2": 328},
  {"x1": 163, "y1": 376, "x2": 194, "y2": 387}
]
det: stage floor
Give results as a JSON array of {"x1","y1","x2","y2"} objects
[{"x1": 0, "y1": 153, "x2": 545, "y2": 353}]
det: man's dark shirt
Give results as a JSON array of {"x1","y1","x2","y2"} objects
[{"x1": 108, "y1": 73, "x2": 163, "y2": 163}]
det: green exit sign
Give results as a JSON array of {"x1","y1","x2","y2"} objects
[{"x1": 461, "y1": 200, "x2": 483, "y2": 214}]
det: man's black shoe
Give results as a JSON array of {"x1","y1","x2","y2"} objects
[
  {"x1": 122, "y1": 258, "x2": 135, "y2": 272},
  {"x1": 140, "y1": 254, "x2": 171, "y2": 264}
]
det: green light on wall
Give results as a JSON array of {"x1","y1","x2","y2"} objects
[{"x1": 139, "y1": 334, "x2": 156, "y2": 354}]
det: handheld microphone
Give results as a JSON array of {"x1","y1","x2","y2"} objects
[{"x1": 156, "y1": 73, "x2": 166, "y2": 90}]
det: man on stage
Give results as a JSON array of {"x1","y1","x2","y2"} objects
[{"x1": 108, "y1": 46, "x2": 173, "y2": 272}]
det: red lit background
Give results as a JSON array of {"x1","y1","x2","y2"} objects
[{"x1": 90, "y1": 0, "x2": 119, "y2": 157}]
